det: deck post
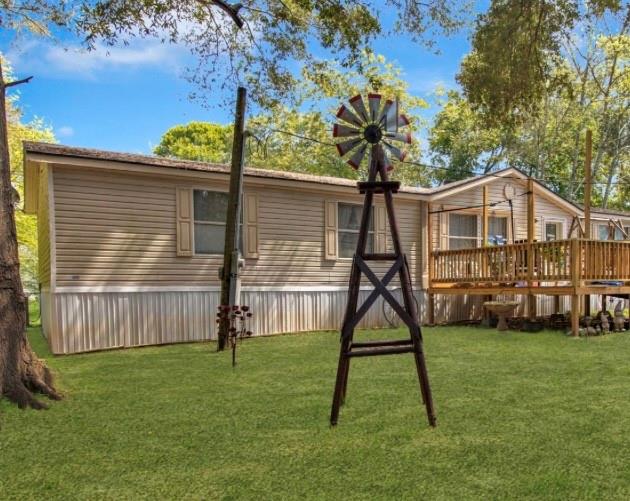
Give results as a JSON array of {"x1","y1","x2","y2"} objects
[
  {"x1": 527, "y1": 178, "x2": 536, "y2": 319},
  {"x1": 570, "y1": 238, "x2": 581, "y2": 336},
  {"x1": 571, "y1": 294, "x2": 580, "y2": 337},
  {"x1": 427, "y1": 203, "x2": 435, "y2": 325},
  {"x1": 583, "y1": 130, "x2": 592, "y2": 316},
  {"x1": 482, "y1": 186, "x2": 489, "y2": 246}
]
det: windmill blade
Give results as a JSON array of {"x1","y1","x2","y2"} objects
[
  {"x1": 398, "y1": 114, "x2": 410, "y2": 128},
  {"x1": 377, "y1": 99, "x2": 394, "y2": 125},
  {"x1": 349, "y1": 94, "x2": 370, "y2": 123},
  {"x1": 336, "y1": 137, "x2": 364, "y2": 158},
  {"x1": 385, "y1": 100, "x2": 399, "y2": 132},
  {"x1": 383, "y1": 141, "x2": 407, "y2": 162},
  {"x1": 333, "y1": 123, "x2": 360, "y2": 138},
  {"x1": 368, "y1": 93, "x2": 382, "y2": 122},
  {"x1": 346, "y1": 142, "x2": 368, "y2": 169},
  {"x1": 383, "y1": 131, "x2": 412, "y2": 144},
  {"x1": 336, "y1": 104, "x2": 363, "y2": 127}
]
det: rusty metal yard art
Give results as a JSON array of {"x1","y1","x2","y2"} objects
[
  {"x1": 330, "y1": 94, "x2": 436, "y2": 427},
  {"x1": 217, "y1": 305, "x2": 253, "y2": 367}
]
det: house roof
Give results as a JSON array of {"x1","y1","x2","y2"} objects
[
  {"x1": 575, "y1": 204, "x2": 630, "y2": 219},
  {"x1": 22, "y1": 141, "x2": 630, "y2": 219},
  {"x1": 22, "y1": 141, "x2": 431, "y2": 195}
]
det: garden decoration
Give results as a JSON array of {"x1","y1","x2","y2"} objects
[
  {"x1": 216, "y1": 305, "x2": 253, "y2": 367},
  {"x1": 483, "y1": 301, "x2": 520, "y2": 331},
  {"x1": 330, "y1": 93, "x2": 436, "y2": 427},
  {"x1": 613, "y1": 301, "x2": 626, "y2": 332},
  {"x1": 599, "y1": 312, "x2": 610, "y2": 334}
]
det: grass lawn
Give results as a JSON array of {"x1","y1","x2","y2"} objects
[{"x1": 2, "y1": 326, "x2": 630, "y2": 500}]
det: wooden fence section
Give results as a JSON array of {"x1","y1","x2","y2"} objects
[{"x1": 431, "y1": 239, "x2": 630, "y2": 286}]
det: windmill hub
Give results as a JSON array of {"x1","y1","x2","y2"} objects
[{"x1": 363, "y1": 124, "x2": 382, "y2": 144}]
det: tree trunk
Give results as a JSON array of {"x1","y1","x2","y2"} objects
[{"x1": 0, "y1": 63, "x2": 60, "y2": 411}]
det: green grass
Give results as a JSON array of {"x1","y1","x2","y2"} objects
[{"x1": 2, "y1": 326, "x2": 630, "y2": 500}]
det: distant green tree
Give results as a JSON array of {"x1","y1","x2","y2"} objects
[{"x1": 154, "y1": 122, "x2": 233, "y2": 164}]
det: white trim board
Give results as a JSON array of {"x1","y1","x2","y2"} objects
[{"x1": 53, "y1": 285, "x2": 406, "y2": 294}]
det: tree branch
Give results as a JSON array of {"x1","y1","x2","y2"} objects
[
  {"x1": 210, "y1": 0, "x2": 244, "y2": 29},
  {"x1": 5, "y1": 76, "x2": 33, "y2": 88}
]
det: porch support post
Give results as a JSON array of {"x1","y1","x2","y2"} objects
[
  {"x1": 427, "y1": 202, "x2": 435, "y2": 325},
  {"x1": 571, "y1": 294, "x2": 580, "y2": 337},
  {"x1": 527, "y1": 177, "x2": 536, "y2": 319},
  {"x1": 570, "y1": 238, "x2": 581, "y2": 336},
  {"x1": 482, "y1": 186, "x2": 489, "y2": 246},
  {"x1": 584, "y1": 129, "x2": 592, "y2": 316},
  {"x1": 481, "y1": 186, "x2": 492, "y2": 323}
]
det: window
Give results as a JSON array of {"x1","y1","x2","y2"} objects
[
  {"x1": 597, "y1": 224, "x2": 627, "y2": 241},
  {"x1": 193, "y1": 190, "x2": 228, "y2": 254},
  {"x1": 545, "y1": 221, "x2": 563, "y2": 241},
  {"x1": 338, "y1": 203, "x2": 373, "y2": 258},
  {"x1": 488, "y1": 216, "x2": 508, "y2": 243},
  {"x1": 449, "y1": 214, "x2": 478, "y2": 249}
]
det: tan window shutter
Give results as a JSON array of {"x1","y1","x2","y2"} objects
[
  {"x1": 439, "y1": 210, "x2": 449, "y2": 249},
  {"x1": 324, "y1": 200, "x2": 338, "y2": 260},
  {"x1": 375, "y1": 205, "x2": 388, "y2": 253},
  {"x1": 244, "y1": 192, "x2": 259, "y2": 259},
  {"x1": 176, "y1": 187, "x2": 193, "y2": 256}
]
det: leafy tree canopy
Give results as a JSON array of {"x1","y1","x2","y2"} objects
[
  {"x1": 457, "y1": 0, "x2": 628, "y2": 127},
  {"x1": 430, "y1": 25, "x2": 630, "y2": 211},
  {"x1": 156, "y1": 52, "x2": 431, "y2": 185},
  {"x1": 0, "y1": 0, "x2": 469, "y2": 109},
  {"x1": 154, "y1": 122, "x2": 233, "y2": 164}
]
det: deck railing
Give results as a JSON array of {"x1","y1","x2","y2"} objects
[{"x1": 431, "y1": 239, "x2": 630, "y2": 285}]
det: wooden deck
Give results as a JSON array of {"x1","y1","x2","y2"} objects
[{"x1": 428, "y1": 239, "x2": 630, "y2": 335}]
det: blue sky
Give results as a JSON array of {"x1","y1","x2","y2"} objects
[{"x1": 1, "y1": 13, "x2": 475, "y2": 156}]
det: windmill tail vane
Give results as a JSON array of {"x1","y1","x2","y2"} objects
[{"x1": 333, "y1": 94, "x2": 412, "y2": 171}]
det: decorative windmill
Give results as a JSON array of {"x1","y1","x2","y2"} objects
[
  {"x1": 329, "y1": 94, "x2": 436, "y2": 428},
  {"x1": 333, "y1": 93, "x2": 412, "y2": 171}
]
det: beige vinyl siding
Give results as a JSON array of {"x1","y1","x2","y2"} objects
[
  {"x1": 52, "y1": 165, "x2": 423, "y2": 288},
  {"x1": 37, "y1": 164, "x2": 51, "y2": 286},
  {"x1": 428, "y1": 177, "x2": 576, "y2": 251}
]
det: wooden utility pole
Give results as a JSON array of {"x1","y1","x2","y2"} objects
[
  {"x1": 527, "y1": 177, "x2": 536, "y2": 319},
  {"x1": 583, "y1": 129, "x2": 592, "y2": 316},
  {"x1": 218, "y1": 87, "x2": 247, "y2": 351}
]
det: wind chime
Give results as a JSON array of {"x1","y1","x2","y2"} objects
[{"x1": 330, "y1": 93, "x2": 436, "y2": 427}]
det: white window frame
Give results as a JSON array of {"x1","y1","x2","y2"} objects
[
  {"x1": 337, "y1": 202, "x2": 374, "y2": 259},
  {"x1": 192, "y1": 187, "x2": 231, "y2": 256},
  {"x1": 487, "y1": 213, "x2": 511, "y2": 244},
  {"x1": 448, "y1": 212, "x2": 480, "y2": 250},
  {"x1": 543, "y1": 219, "x2": 564, "y2": 241}
]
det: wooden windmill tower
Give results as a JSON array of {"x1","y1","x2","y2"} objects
[{"x1": 330, "y1": 94, "x2": 436, "y2": 427}]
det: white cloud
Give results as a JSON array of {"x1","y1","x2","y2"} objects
[
  {"x1": 56, "y1": 126, "x2": 74, "y2": 137},
  {"x1": 8, "y1": 38, "x2": 189, "y2": 80}
]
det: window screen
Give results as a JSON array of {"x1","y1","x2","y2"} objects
[
  {"x1": 338, "y1": 203, "x2": 374, "y2": 258},
  {"x1": 449, "y1": 214, "x2": 478, "y2": 249},
  {"x1": 193, "y1": 190, "x2": 228, "y2": 254}
]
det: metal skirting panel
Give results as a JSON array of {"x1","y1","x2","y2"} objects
[
  {"x1": 40, "y1": 289, "x2": 52, "y2": 340},
  {"x1": 49, "y1": 288, "x2": 414, "y2": 355}
]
